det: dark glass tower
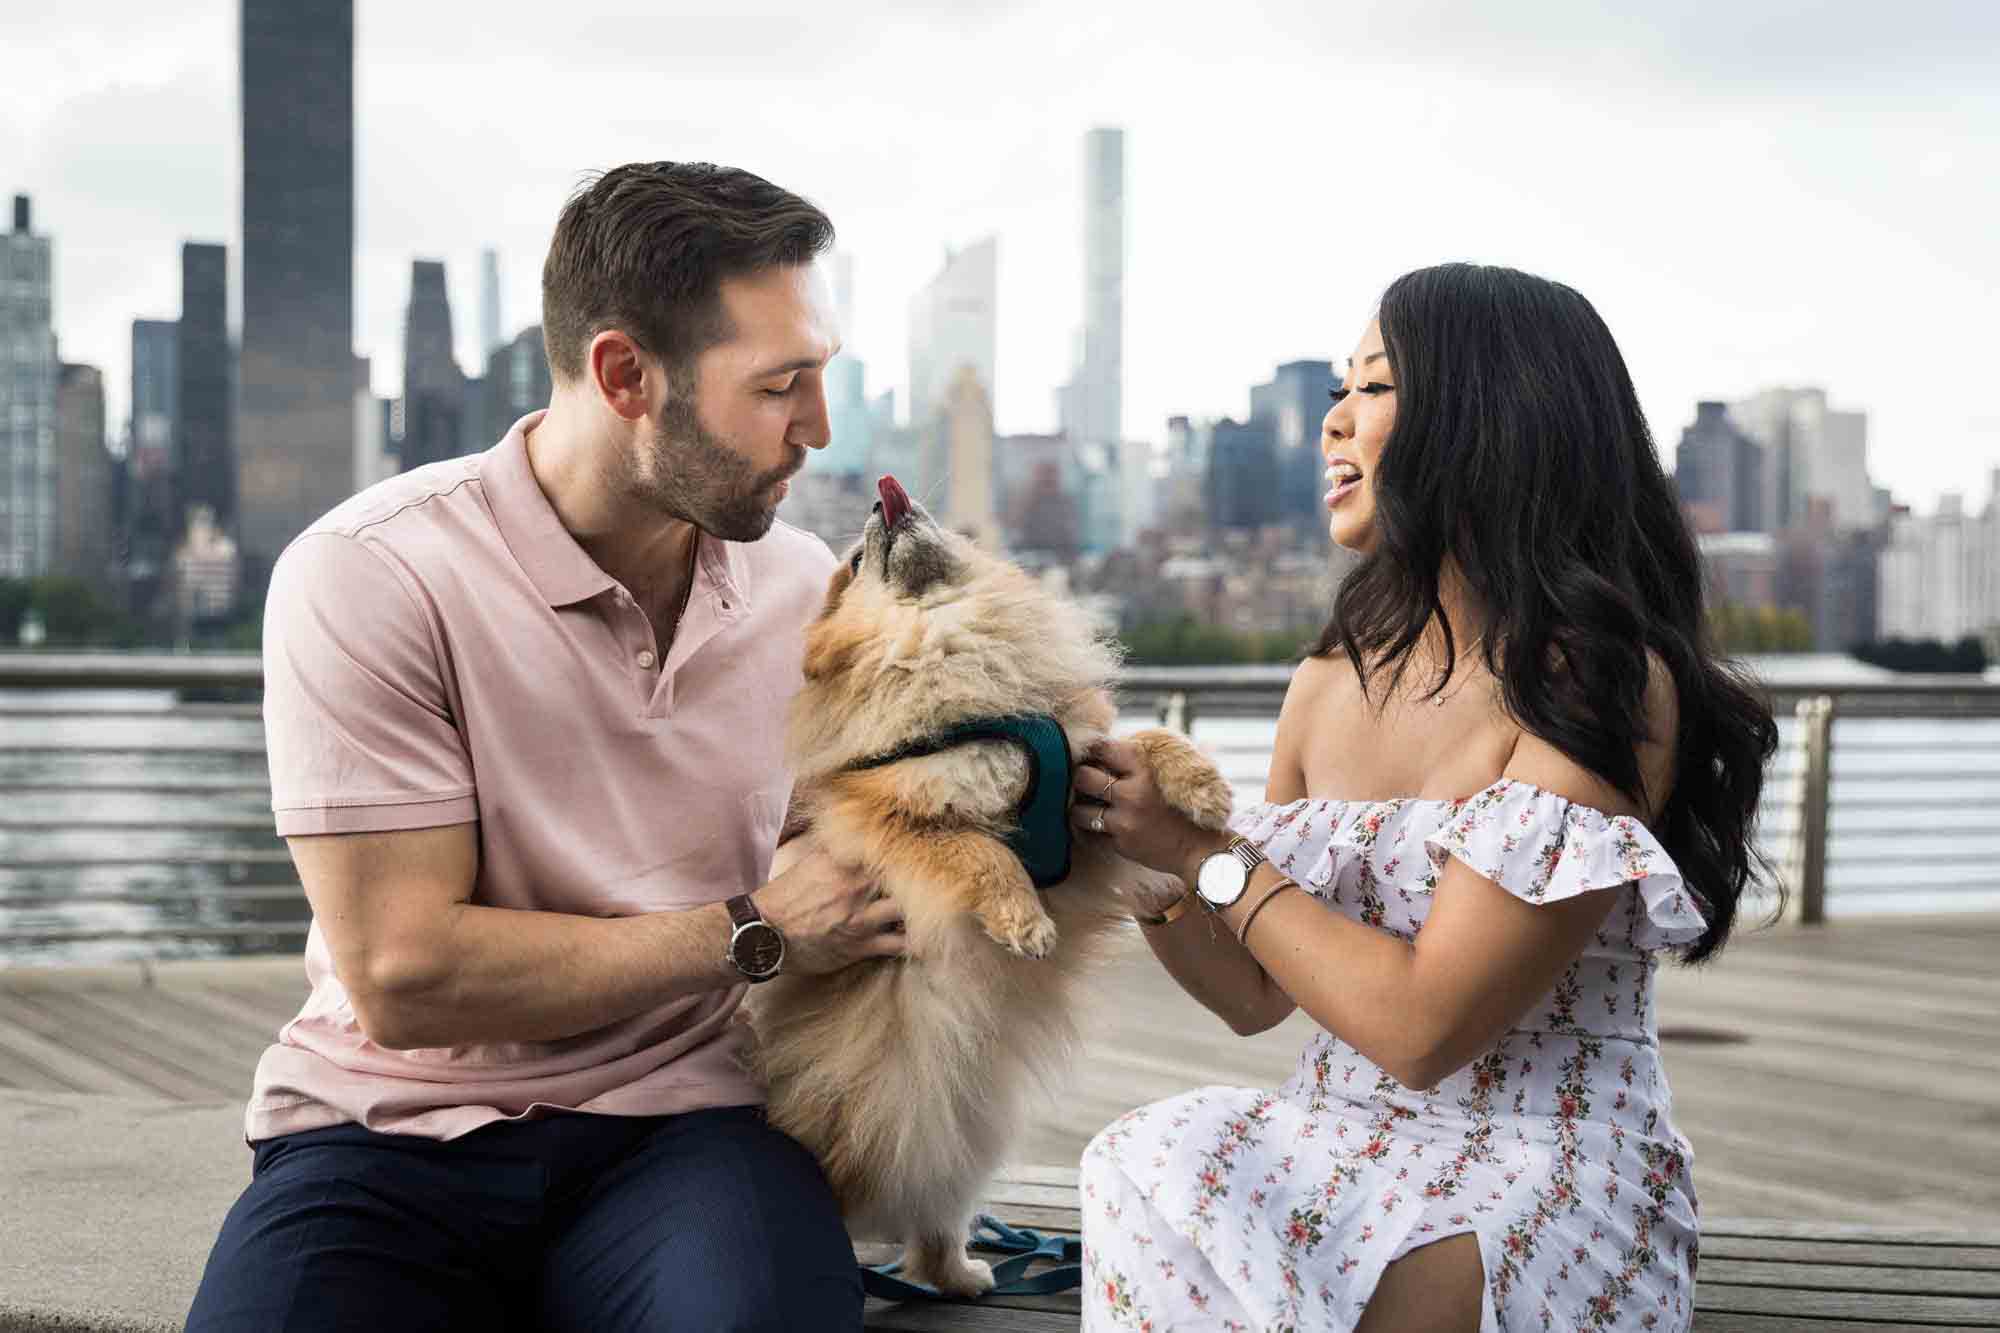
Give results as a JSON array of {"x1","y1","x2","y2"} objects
[
  {"x1": 399, "y1": 259, "x2": 465, "y2": 471},
  {"x1": 238, "y1": 0, "x2": 355, "y2": 571},
  {"x1": 178, "y1": 242, "x2": 232, "y2": 536}
]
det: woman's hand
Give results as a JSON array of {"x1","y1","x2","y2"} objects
[{"x1": 1071, "y1": 738, "x2": 1232, "y2": 884}]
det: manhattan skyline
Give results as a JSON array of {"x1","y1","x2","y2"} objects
[{"x1": 4, "y1": 0, "x2": 1996, "y2": 513}]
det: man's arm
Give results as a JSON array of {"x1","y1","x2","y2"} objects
[{"x1": 296, "y1": 823, "x2": 902, "y2": 1050}]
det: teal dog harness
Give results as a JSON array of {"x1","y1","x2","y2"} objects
[{"x1": 844, "y1": 713, "x2": 1074, "y2": 889}]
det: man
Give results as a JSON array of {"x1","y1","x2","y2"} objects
[{"x1": 186, "y1": 162, "x2": 900, "y2": 1332}]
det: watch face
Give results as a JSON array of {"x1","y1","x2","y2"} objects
[
  {"x1": 731, "y1": 921, "x2": 785, "y2": 979},
  {"x1": 1197, "y1": 852, "x2": 1249, "y2": 907}
]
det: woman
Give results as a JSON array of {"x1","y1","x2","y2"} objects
[{"x1": 1071, "y1": 263, "x2": 1776, "y2": 1332}]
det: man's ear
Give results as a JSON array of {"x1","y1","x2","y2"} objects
[{"x1": 587, "y1": 330, "x2": 654, "y2": 422}]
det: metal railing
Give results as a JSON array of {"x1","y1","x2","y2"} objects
[{"x1": 4, "y1": 653, "x2": 1998, "y2": 959}]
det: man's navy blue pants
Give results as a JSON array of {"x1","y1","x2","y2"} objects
[{"x1": 183, "y1": 1105, "x2": 863, "y2": 1332}]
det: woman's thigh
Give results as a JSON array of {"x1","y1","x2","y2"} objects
[
  {"x1": 1354, "y1": 1232, "x2": 1485, "y2": 1333},
  {"x1": 536, "y1": 1106, "x2": 861, "y2": 1333}
]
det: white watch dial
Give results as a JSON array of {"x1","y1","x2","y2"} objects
[{"x1": 1197, "y1": 852, "x2": 1249, "y2": 907}]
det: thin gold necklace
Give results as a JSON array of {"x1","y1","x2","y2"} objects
[{"x1": 1421, "y1": 635, "x2": 1486, "y2": 708}]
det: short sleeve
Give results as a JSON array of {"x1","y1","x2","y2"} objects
[
  {"x1": 1422, "y1": 779, "x2": 1707, "y2": 952},
  {"x1": 262, "y1": 532, "x2": 478, "y2": 836}
]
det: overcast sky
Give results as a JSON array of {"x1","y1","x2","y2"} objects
[{"x1": 6, "y1": 0, "x2": 1997, "y2": 513}]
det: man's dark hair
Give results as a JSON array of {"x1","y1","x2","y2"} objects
[{"x1": 541, "y1": 162, "x2": 834, "y2": 386}]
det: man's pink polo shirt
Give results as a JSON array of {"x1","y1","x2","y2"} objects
[{"x1": 248, "y1": 411, "x2": 835, "y2": 1142}]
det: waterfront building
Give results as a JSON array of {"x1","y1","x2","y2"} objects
[
  {"x1": 482, "y1": 325, "x2": 551, "y2": 446},
  {"x1": 1880, "y1": 485, "x2": 2000, "y2": 648},
  {"x1": 1250, "y1": 358, "x2": 1335, "y2": 533},
  {"x1": 2, "y1": 194, "x2": 57, "y2": 576},
  {"x1": 1206, "y1": 417, "x2": 1281, "y2": 532},
  {"x1": 479, "y1": 247, "x2": 503, "y2": 360},
  {"x1": 908, "y1": 237, "x2": 996, "y2": 431},
  {"x1": 238, "y1": 0, "x2": 356, "y2": 575},
  {"x1": 130, "y1": 318, "x2": 178, "y2": 463},
  {"x1": 399, "y1": 260, "x2": 466, "y2": 470},
  {"x1": 1676, "y1": 401, "x2": 1765, "y2": 534},
  {"x1": 1058, "y1": 128, "x2": 1124, "y2": 450},
  {"x1": 178, "y1": 242, "x2": 232, "y2": 537},
  {"x1": 53, "y1": 363, "x2": 113, "y2": 592},
  {"x1": 1728, "y1": 387, "x2": 1875, "y2": 533}
]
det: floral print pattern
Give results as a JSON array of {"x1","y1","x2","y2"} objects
[{"x1": 1081, "y1": 780, "x2": 1703, "y2": 1332}]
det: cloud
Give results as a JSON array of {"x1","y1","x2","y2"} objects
[{"x1": 5, "y1": 0, "x2": 1997, "y2": 510}]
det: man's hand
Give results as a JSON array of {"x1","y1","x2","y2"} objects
[{"x1": 754, "y1": 839, "x2": 907, "y2": 974}]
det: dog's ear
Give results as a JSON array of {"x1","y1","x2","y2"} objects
[
  {"x1": 802, "y1": 617, "x2": 863, "y2": 682},
  {"x1": 818, "y1": 563, "x2": 855, "y2": 619}
]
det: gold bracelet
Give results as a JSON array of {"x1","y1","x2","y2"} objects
[
  {"x1": 1135, "y1": 884, "x2": 1196, "y2": 927},
  {"x1": 1235, "y1": 876, "x2": 1299, "y2": 946}
]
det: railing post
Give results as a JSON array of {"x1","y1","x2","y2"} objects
[
  {"x1": 1154, "y1": 690, "x2": 1196, "y2": 734},
  {"x1": 1794, "y1": 694, "x2": 1835, "y2": 926}
]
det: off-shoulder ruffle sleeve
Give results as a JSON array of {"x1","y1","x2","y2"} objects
[{"x1": 1422, "y1": 779, "x2": 1708, "y2": 952}]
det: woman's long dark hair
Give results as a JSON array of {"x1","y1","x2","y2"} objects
[{"x1": 1308, "y1": 263, "x2": 1778, "y2": 963}]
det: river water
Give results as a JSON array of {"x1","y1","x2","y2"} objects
[{"x1": 3, "y1": 657, "x2": 1997, "y2": 966}]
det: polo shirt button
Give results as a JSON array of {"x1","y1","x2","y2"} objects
[{"x1": 636, "y1": 650, "x2": 657, "y2": 669}]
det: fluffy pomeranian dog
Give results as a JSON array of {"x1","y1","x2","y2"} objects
[{"x1": 747, "y1": 476, "x2": 1234, "y2": 1296}]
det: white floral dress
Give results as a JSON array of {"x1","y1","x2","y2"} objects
[{"x1": 1081, "y1": 779, "x2": 1708, "y2": 1332}]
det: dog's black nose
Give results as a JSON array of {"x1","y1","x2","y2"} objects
[{"x1": 871, "y1": 500, "x2": 883, "y2": 513}]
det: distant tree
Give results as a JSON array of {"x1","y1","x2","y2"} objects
[
  {"x1": 1849, "y1": 636, "x2": 1989, "y2": 673},
  {"x1": 1710, "y1": 602, "x2": 1812, "y2": 653},
  {"x1": 1119, "y1": 616, "x2": 1312, "y2": 666},
  {"x1": 0, "y1": 576, "x2": 143, "y2": 648}
]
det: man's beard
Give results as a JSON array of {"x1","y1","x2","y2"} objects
[{"x1": 636, "y1": 395, "x2": 800, "y2": 542}]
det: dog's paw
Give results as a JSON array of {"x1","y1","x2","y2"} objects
[
  {"x1": 926, "y1": 1253, "x2": 996, "y2": 1299},
  {"x1": 1129, "y1": 729, "x2": 1235, "y2": 830},
  {"x1": 981, "y1": 899, "x2": 1059, "y2": 959}
]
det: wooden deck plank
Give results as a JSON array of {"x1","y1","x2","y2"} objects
[
  {"x1": 1689, "y1": 1318, "x2": 1975, "y2": 1332},
  {"x1": 0, "y1": 1008, "x2": 163, "y2": 1097},
  {"x1": 865, "y1": 1305, "x2": 1076, "y2": 1332},
  {"x1": 1690, "y1": 1282, "x2": 1999, "y2": 1324},
  {"x1": 1699, "y1": 1236, "x2": 2000, "y2": 1271},
  {"x1": 0, "y1": 990, "x2": 241, "y2": 1100},
  {"x1": 45, "y1": 988, "x2": 273, "y2": 1087},
  {"x1": 1698, "y1": 1257, "x2": 2000, "y2": 1296}
]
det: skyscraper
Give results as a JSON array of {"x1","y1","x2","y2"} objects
[
  {"x1": 1674, "y1": 401, "x2": 1764, "y2": 534},
  {"x1": 482, "y1": 324, "x2": 552, "y2": 447},
  {"x1": 1250, "y1": 359, "x2": 1334, "y2": 531},
  {"x1": 479, "y1": 248, "x2": 503, "y2": 360},
  {"x1": 178, "y1": 242, "x2": 232, "y2": 536},
  {"x1": 1, "y1": 194, "x2": 57, "y2": 577},
  {"x1": 907, "y1": 237, "x2": 996, "y2": 430},
  {"x1": 130, "y1": 318, "x2": 179, "y2": 461},
  {"x1": 400, "y1": 259, "x2": 466, "y2": 471},
  {"x1": 53, "y1": 363, "x2": 112, "y2": 591},
  {"x1": 819, "y1": 252, "x2": 872, "y2": 477},
  {"x1": 238, "y1": 0, "x2": 356, "y2": 573},
  {"x1": 126, "y1": 318, "x2": 181, "y2": 583},
  {"x1": 941, "y1": 366, "x2": 999, "y2": 547},
  {"x1": 1061, "y1": 128, "x2": 1125, "y2": 448},
  {"x1": 1728, "y1": 387, "x2": 1875, "y2": 534}
]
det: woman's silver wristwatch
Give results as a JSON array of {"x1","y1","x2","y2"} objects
[{"x1": 1194, "y1": 836, "x2": 1266, "y2": 909}]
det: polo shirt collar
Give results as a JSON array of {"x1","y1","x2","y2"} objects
[
  {"x1": 484, "y1": 410, "x2": 756, "y2": 614},
  {"x1": 481, "y1": 412, "x2": 617, "y2": 608}
]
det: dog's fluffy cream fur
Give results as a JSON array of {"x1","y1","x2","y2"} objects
[{"x1": 746, "y1": 495, "x2": 1233, "y2": 1296}]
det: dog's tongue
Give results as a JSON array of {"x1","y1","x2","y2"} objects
[{"x1": 878, "y1": 474, "x2": 910, "y2": 528}]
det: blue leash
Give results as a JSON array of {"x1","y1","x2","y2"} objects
[{"x1": 861, "y1": 1214, "x2": 1082, "y2": 1301}]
